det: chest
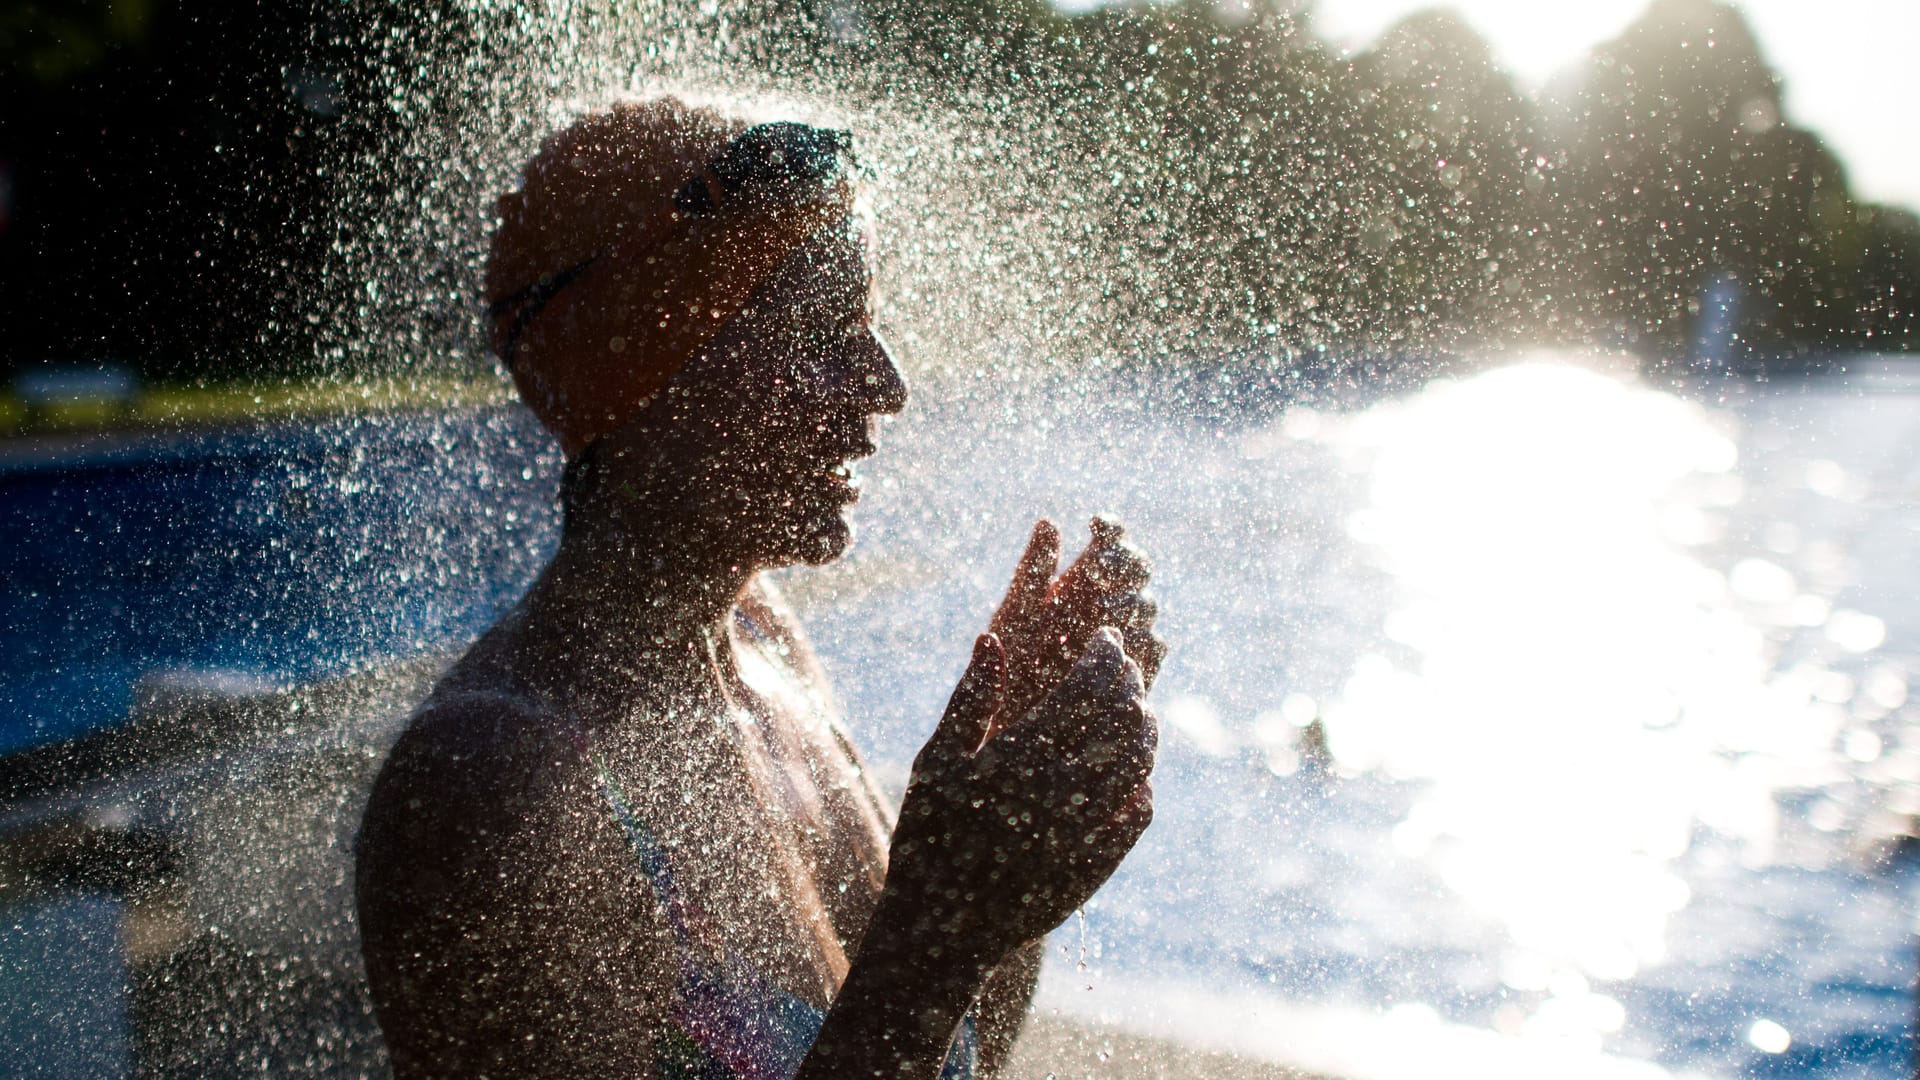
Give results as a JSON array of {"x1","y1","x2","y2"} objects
[
  {"x1": 594, "y1": 636, "x2": 891, "y2": 998},
  {"x1": 729, "y1": 640, "x2": 880, "y2": 838}
]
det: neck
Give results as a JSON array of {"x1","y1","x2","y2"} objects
[{"x1": 516, "y1": 464, "x2": 760, "y2": 714}]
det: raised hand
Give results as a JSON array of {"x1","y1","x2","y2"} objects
[
  {"x1": 877, "y1": 630, "x2": 1157, "y2": 971},
  {"x1": 989, "y1": 516, "x2": 1165, "y2": 734}
]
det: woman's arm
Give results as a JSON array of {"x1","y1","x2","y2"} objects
[
  {"x1": 748, "y1": 526, "x2": 1157, "y2": 1078},
  {"x1": 962, "y1": 517, "x2": 1161, "y2": 1074},
  {"x1": 972, "y1": 941, "x2": 1045, "y2": 1076},
  {"x1": 796, "y1": 630, "x2": 1156, "y2": 1080}
]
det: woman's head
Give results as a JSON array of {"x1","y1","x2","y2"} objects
[{"x1": 494, "y1": 97, "x2": 906, "y2": 568}]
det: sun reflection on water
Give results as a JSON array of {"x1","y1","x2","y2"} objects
[
  {"x1": 1309, "y1": 357, "x2": 1895, "y2": 1039},
  {"x1": 807, "y1": 351, "x2": 1917, "y2": 1071}
]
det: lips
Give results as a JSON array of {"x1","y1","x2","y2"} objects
[
  {"x1": 825, "y1": 437, "x2": 873, "y2": 498},
  {"x1": 800, "y1": 430, "x2": 873, "y2": 503},
  {"x1": 823, "y1": 460, "x2": 861, "y2": 502},
  {"x1": 770, "y1": 412, "x2": 875, "y2": 504}
]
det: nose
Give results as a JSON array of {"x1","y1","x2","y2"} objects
[{"x1": 855, "y1": 328, "x2": 909, "y2": 415}]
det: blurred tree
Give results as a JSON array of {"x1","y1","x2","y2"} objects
[
  {"x1": 1855, "y1": 205, "x2": 1920, "y2": 347},
  {"x1": 1545, "y1": 0, "x2": 1873, "y2": 361},
  {"x1": 833, "y1": 0, "x2": 1914, "y2": 363},
  {"x1": 1351, "y1": 10, "x2": 1542, "y2": 343},
  {"x1": 1045, "y1": 1, "x2": 1365, "y2": 349}
]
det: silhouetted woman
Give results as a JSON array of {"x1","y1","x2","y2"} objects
[{"x1": 356, "y1": 97, "x2": 1163, "y2": 1079}]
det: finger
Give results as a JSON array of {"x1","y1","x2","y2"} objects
[
  {"x1": 1052, "y1": 626, "x2": 1129, "y2": 709},
  {"x1": 1023, "y1": 627, "x2": 1145, "y2": 776},
  {"x1": 1048, "y1": 635, "x2": 1154, "y2": 790},
  {"x1": 1006, "y1": 518, "x2": 1067, "y2": 611},
  {"x1": 1099, "y1": 590, "x2": 1159, "y2": 630},
  {"x1": 1101, "y1": 780, "x2": 1155, "y2": 838},
  {"x1": 1133, "y1": 702, "x2": 1159, "y2": 774},
  {"x1": 1083, "y1": 696, "x2": 1156, "y2": 797},
  {"x1": 1081, "y1": 651, "x2": 1155, "y2": 763},
  {"x1": 1098, "y1": 776, "x2": 1152, "y2": 845},
  {"x1": 990, "y1": 518, "x2": 1067, "y2": 641},
  {"x1": 1113, "y1": 636, "x2": 1147, "y2": 697},
  {"x1": 1123, "y1": 628, "x2": 1167, "y2": 689},
  {"x1": 924, "y1": 634, "x2": 1005, "y2": 765},
  {"x1": 1052, "y1": 517, "x2": 1119, "y2": 597},
  {"x1": 1055, "y1": 537, "x2": 1152, "y2": 614},
  {"x1": 1091, "y1": 538, "x2": 1152, "y2": 592},
  {"x1": 1064, "y1": 780, "x2": 1154, "y2": 889}
]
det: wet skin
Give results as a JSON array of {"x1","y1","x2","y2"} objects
[{"x1": 356, "y1": 220, "x2": 1163, "y2": 1079}]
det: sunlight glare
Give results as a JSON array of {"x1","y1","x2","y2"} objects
[{"x1": 1314, "y1": 358, "x2": 1855, "y2": 1010}]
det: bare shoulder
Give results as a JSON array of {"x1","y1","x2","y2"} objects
[
  {"x1": 364, "y1": 604, "x2": 586, "y2": 814},
  {"x1": 356, "y1": 683, "x2": 675, "y2": 1075},
  {"x1": 353, "y1": 676, "x2": 614, "y2": 937},
  {"x1": 372, "y1": 686, "x2": 578, "y2": 814}
]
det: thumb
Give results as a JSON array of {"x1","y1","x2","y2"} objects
[
  {"x1": 930, "y1": 633, "x2": 1006, "y2": 761},
  {"x1": 1055, "y1": 626, "x2": 1131, "y2": 700}
]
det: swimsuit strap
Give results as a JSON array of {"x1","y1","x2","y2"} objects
[
  {"x1": 593, "y1": 754, "x2": 701, "y2": 952},
  {"x1": 583, "y1": 663, "x2": 978, "y2": 1080},
  {"x1": 594, "y1": 754, "x2": 824, "y2": 1080}
]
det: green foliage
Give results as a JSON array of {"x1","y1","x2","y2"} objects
[
  {"x1": 3, "y1": 0, "x2": 1913, "y2": 386},
  {"x1": 814, "y1": 0, "x2": 1918, "y2": 361}
]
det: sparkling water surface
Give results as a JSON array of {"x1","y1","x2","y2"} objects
[
  {"x1": 4, "y1": 353, "x2": 1915, "y2": 1077},
  {"x1": 786, "y1": 353, "x2": 1920, "y2": 1079}
]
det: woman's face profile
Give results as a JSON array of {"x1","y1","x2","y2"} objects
[{"x1": 598, "y1": 220, "x2": 908, "y2": 567}]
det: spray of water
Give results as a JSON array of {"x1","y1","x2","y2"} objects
[
  {"x1": 316, "y1": 0, "x2": 1528, "y2": 400},
  {"x1": 11, "y1": 2, "x2": 1920, "y2": 1078}
]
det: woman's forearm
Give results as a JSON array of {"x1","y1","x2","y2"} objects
[
  {"x1": 807, "y1": 625, "x2": 1154, "y2": 1078},
  {"x1": 972, "y1": 940, "x2": 1043, "y2": 1076},
  {"x1": 795, "y1": 900, "x2": 995, "y2": 1080}
]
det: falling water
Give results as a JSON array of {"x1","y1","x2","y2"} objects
[
  {"x1": 791, "y1": 355, "x2": 1920, "y2": 1078},
  {"x1": 6, "y1": 1, "x2": 1920, "y2": 1078}
]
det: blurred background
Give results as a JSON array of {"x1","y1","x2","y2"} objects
[{"x1": 0, "y1": 0, "x2": 1913, "y2": 399}]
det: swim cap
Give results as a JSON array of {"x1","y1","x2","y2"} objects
[{"x1": 487, "y1": 98, "x2": 856, "y2": 458}]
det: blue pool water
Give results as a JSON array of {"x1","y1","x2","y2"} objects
[
  {"x1": 0, "y1": 407, "x2": 560, "y2": 754},
  {"x1": 5, "y1": 355, "x2": 1918, "y2": 1078}
]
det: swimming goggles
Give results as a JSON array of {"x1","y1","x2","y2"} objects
[{"x1": 489, "y1": 121, "x2": 855, "y2": 367}]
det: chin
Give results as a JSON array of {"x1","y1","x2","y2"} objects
[
  {"x1": 794, "y1": 515, "x2": 855, "y2": 566},
  {"x1": 762, "y1": 505, "x2": 855, "y2": 568}
]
